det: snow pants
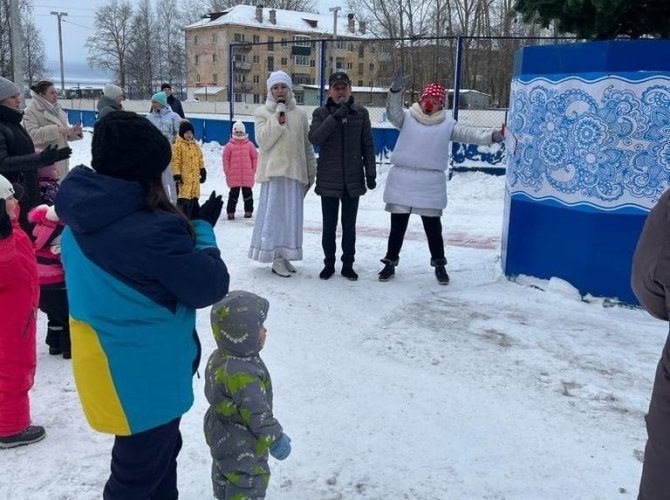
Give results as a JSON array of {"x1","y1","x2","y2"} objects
[
  {"x1": 103, "y1": 417, "x2": 182, "y2": 500},
  {"x1": 639, "y1": 333, "x2": 670, "y2": 499}
]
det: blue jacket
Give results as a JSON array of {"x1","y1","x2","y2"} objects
[{"x1": 55, "y1": 166, "x2": 229, "y2": 435}]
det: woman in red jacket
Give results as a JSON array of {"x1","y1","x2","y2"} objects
[
  {"x1": 223, "y1": 121, "x2": 258, "y2": 220},
  {"x1": 0, "y1": 174, "x2": 44, "y2": 449}
]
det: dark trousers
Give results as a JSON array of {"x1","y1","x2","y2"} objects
[
  {"x1": 321, "y1": 193, "x2": 360, "y2": 267},
  {"x1": 638, "y1": 335, "x2": 670, "y2": 499},
  {"x1": 384, "y1": 213, "x2": 445, "y2": 262},
  {"x1": 103, "y1": 417, "x2": 182, "y2": 500},
  {"x1": 39, "y1": 287, "x2": 71, "y2": 353},
  {"x1": 226, "y1": 187, "x2": 253, "y2": 214}
]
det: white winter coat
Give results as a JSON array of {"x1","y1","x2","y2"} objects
[{"x1": 254, "y1": 97, "x2": 316, "y2": 187}]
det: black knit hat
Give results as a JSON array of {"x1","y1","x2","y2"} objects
[
  {"x1": 92, "y1": 111, "x2": 171, "y2": 183},
  {"x1": 179, "y1": 120, "x2": 195, "y2": 138}
]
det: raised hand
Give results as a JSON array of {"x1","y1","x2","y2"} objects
[{"x1": 390, "y1": 68, "x2": 407, "y2": 92}]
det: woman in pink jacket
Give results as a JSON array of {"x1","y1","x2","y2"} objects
[
  {"x1": 223, "y1": 121, "x2": 258, "y2": 220},
  {"x1": 0, "y1": 174, "x2": 44, "y2": 449}
]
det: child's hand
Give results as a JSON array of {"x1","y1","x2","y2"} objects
[
  {"x1": 199, "y1": 169, "x2": 207, "y2": 184},
  {"x1": 270, "y1": 433, "x2": 291, "y2": 460}
]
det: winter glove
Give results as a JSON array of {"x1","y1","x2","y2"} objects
[
  {"x1": 492, "y1": 125, "x2": 505, "y2": 143},
  {"x1": 199, "y1": 168, "x2": 207, "y2": 184},
  {"x1": 0, "y1": 199, "x2": 12, "y2": 239},
  {"x1": 193, "y1": 191, "x2": 223, "y2": 227},
  {"x1": 40, "y1": 145, "x2": 72, "y2": 166},
  {"x1": 270, "y1": 433, "x2": 291, "y2": 460},
  {"x1": 333, "y1": 102, "x2": 349, "y2": 120},
  {"x1": 366, "y1": 176, "x2": 376, "y2": 190},
  {"x1": 390, "y1": 68, "x2": 407, "y2": 92}
]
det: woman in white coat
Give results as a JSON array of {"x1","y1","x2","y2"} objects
[
  {"x1": 249, "y1": 70, "x2": 316, "y2": 277},
  {"x1": 23, "y1": 80, "x2": 82, "y2": 182}
]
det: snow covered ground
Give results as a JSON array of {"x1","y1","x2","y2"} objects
[{"x1": 0, "y1": 132, "x2": 663, "y2": 499}]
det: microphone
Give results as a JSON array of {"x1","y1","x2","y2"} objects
[
  {"x1": 278, "y1": 98, "x2": 286, "y2": 125},
  {"x1": 339, "y1": 98, "x2": 348, "y2": 125}
]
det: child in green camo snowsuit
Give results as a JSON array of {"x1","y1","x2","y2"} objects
[{"x1": 204, "y1": 290, "x2": 292, "y2": 500}]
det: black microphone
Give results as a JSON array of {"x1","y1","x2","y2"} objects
[
  {"x1": 277, "y1": 98, "x2": 286, "y2": 124},
  {"x1": 339, "y1": 98, "x2": 348, "y2": 124}
]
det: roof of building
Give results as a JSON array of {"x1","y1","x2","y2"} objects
[{"x1": 185, "y1": 4, "x2": 371, "y2": 39}]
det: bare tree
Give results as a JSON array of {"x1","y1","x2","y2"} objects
[
  {"x1": 22, "y1": 19, "x2": 46, "y2": 84},
  {"x1": 156, "y1": 0, "x2": 186, "y2": 90},
  {"x1": 180, "y1": 0, "x2": 209, "y2": 26},
  {"x1": 86, "y1": 0, "x2": 134, "y2": 88},
  {"x1": 126, "y1": 0, "x2": 155, "y2": 97},
  {"x1": 0, "y1": 0, "x2": 45, "y2": 82}
]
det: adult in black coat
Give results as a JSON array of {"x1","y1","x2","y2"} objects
[
  {"x1": 0, "y1": 76, "x2": 71, "y2": 233},
  {"x1": 308, "y1": 71, "x2": 376, "y2": 281},
  {"x1": 161, "y1": 83, "x2": 185, "y2": 119}
]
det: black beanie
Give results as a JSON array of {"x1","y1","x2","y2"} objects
[
  {"x1": 179, "y1": 120, "x2": 195, "y2": 139},
  {"x1": 92, "y1": 111, "x2": 171, "y2": 183}
]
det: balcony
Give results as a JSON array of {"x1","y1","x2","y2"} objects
[
  {"x1": 234, "y1": 83, "x2": 253, "y2": 92},
  {"x1": 234, "y1": 61, "x2": 253, "y2": 71},
  {"x1": 232, "y1": 42, "x2": 253, "y2": 51}
]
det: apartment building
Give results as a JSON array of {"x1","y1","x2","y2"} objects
[{"x1": 184, "y1": 4, "x2": 385, "y2": 103}]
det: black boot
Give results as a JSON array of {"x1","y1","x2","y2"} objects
[
  {"x1": 378, "y1": 258, "x2": 398, "y2": 282},
  {"x1": 341, "y1": 265, "x2": 358, "y2": 281},
  {"x1": 431, "y1": 258, "x2": 449, "y2": 285},
  {"x1": 319, "y1": 265, "x2": 335, "y2": 280}
]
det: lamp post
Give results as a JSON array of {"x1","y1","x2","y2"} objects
[
  {"x1": 328, "y1": 6, "x2": 341, "y2": 75},
  {"x1": 50, "y1": 11, "x2": 68, "y2": 95}
]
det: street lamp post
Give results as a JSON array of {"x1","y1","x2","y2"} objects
[
  {"x1": 328, "y1": 6, "x2": 341, "y2": 75},
  {"x1": 50, "y1": 11, "x2": 68, "y2": 95}
]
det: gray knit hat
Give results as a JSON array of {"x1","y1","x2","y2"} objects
[
  {"x1": 0, "y1": 76, "x2": 21, "y2": 103},
  {"x1": 103, "y1": 83, "x2": 123, "y2": 100},
  {"x1": 210, "y1": 291, "x2": 269, "y2": 357}
]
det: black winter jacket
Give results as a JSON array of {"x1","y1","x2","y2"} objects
[
  {"x1": 168, "y1": 94, "x2": 185, "y2": 119},
  {"x1": 0, "y1": 104, "x2": 43, "y2": 232},
  {"x1": 309, "y1": 96, "x2": 376, "y2": 198}
]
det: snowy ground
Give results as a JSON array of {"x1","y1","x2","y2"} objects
[{"x1": 0, "y1": 133, "x2": 664, "y2": 500}]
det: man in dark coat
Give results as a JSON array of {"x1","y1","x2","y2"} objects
[
  {"x1": 161, "y1": 83, "x2": 185, "y2": 119},
  {"x1": 308, "y1": 71, "x2": 376, "y2": 281}
]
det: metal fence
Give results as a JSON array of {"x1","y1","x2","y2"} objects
[{"x1": 227, "y1": 35, "x2": 577, "y2": 127}]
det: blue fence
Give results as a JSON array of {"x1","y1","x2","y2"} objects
[{"x1": 66, "y1": 109, "x2": 505, "y2": 170}]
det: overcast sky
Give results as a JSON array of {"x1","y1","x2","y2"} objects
[{"x1": 34, "y1": 0, "x2": 345, "y2": 79}]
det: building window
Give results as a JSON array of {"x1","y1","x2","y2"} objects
[
  {"x1": 310, "y1": 59, "x2": 315, "y2": 67},
  {"x1": 336, "y1": 41, "x2": 346, "y2": 49},
  {"x1": 235, "y1": 93, "x2": 243, "y2": 102},
  {"x1": 253, "y1": 94, "x2": 261, "y2": 103},
  {"x1": 336, "y1": 57, "x2": 344, "y2": 69},
  {"x1": 347, "y1": 62, "x2": 353, "y2": 70},
  {"x1": 281, "y1": 57, "x2": 288, "y2": 65},
  {"x1": 213, "y1": 73, "x2": 218, "y2": 84},
  {"x1": 358, "y1": 45, "x2": 364, "y2": 58},
  {"x1": 369, "y1": 63, "x2": 375, "y2": 71},
  {"x1": 194, "y1": 36, "x2": 198, "y2": 46},
  {"x1": 234, "y1": 33, "x2": 245, "y2": 42},
  {"x1": 196, "y1": 74, "x2": 200, "y2": 83},
  {"x1": 212, "y1": 54, "x2": 217, "y2": 62},
  {"x1": 267, "y1": 36, "x2": 274, "y2": 51},
  {"x1": 253, "y1": 75, "x2": 260, "y2": 83},
  {"x1": 358, "y1": 80, "x2": 363, "y2": 86},
  {"x1": 371, "y1": 46, "x2": 376, "y2": 53},
  {"x1": 195, "y1": 55, "x2": 199, "y2": 65},
  {"x1": 295, "y1": 93, "x2": 304, "y2": 104},
  {"x1": 267, "y1": 56, "x2": 274, "y2": 71},
  {"x1": 294, "y1": 35, "x2": 310, "y2": 47},
  {"x1": 212, "y1": 33, "x2": 217, "y2": 43},
  {"x1": 358, "y1": 62, "x2": 364, "y2": 74},
  {"x1": 281, "y1": 38, "x2": 288, "y2": 47},
  {"x1": 294, "y1": 55, "x2": 309, "y2": 66},
  {"x1": 347, "y1": 42, "x2": 353, "y2": 52},
  {"x1": 234, "y1": 54, "x2": 247, "y2": 62},
  {"x1": 253, "y1": 55, "x2": 260, "y2": 63},
  {"x1": 253, "y1": 35, "x2": 260, "y2": 43}
]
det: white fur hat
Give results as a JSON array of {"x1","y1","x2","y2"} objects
[
  {"x1": 0, "y1": 174, "x2": 15, "y2": 200},
  {"x1": 232, "y1": 121, "x2": 246, "y2": 134},
  {"x1": 266, "y1": 70, "x2": 292, "y2": 102}
]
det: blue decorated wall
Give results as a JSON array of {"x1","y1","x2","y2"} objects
[{"x1": 502, "y1": 39, "x2": 670, "y2": 303}]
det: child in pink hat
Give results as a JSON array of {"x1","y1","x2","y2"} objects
[{"x1": 223, "y1": 121, "x2": 258, "y2": 220}]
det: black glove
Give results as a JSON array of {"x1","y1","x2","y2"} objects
[
  {"x1": 333, "y1": 102, "x2": 349, "y2": 120},
  {"x1": 193, "y1": 191, "x2": 223, "y2": 227},
  {"x1": 173, "y1": 174, "x2": 183, "y2": 186},
  {"x1": 0, "y1": 199, "x2": 12, "y2": 239},
  {"x1": 40, "y1": 145, "x2": 72, "y2": 165},
  {"x1": 366, "y1": 176, "x2": 376, "y2": 190},
  {"x1": 199, "y1": 169, "x2": 207, "y2": 184}
]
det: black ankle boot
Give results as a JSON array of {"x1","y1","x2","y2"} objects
[
  {"x1": 431, "y1": 258, "x2": 449, "y2": 285},
  {"x1": 341, "y1": 266, "x2": 358, "y2": 281},
  {"x1": 319, "y1": 265, "x2": 335, "y2": 280},
  {"x1": 378, "y1": 258, "x2": 398, "y2": 282}
]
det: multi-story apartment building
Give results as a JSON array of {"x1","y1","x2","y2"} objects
[{"x1": 184, "y1": 4, "x2": 383, "y2": 103}]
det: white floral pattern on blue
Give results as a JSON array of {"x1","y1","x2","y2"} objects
[{"x1": 507, "y1": 76, "x2": 670, "y2": 209}]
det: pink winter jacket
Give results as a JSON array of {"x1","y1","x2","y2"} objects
[
  {"x1": 0, "y1": 220, "x2": 39, "y2": 436},
  {"x1": 223, "y1": 137, "x2": 258, "y2": 188}
]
